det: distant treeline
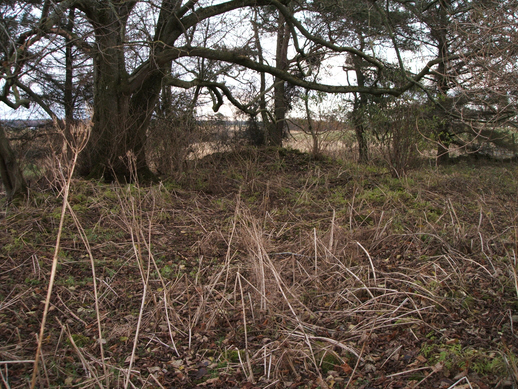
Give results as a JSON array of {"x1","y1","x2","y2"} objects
[
  {"x1": 1, "y1": 120, "x2": 52, "y2": 130},
  {"x1": 1, "y1": 119, "x2": 247, "y2": 131}
]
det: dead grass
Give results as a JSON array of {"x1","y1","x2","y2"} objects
[{"x1": 1, "y1": 144, "x2": 518, "y2": 388}]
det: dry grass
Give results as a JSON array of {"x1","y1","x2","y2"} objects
[{"x1": 1, "y1": 139, "x2": 518, "y2": 388}]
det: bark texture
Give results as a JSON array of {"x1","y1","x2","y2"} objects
[
  {"x1": 271, "y1": 9, "x2": 291, "y2": 146},
  {"x1": 0, "y1": 125, "x2": 26, "y2": 201}
]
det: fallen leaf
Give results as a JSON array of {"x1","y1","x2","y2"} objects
[
  {"x1": 315, "y1": 375, "x2": 330, "y2": 389},
  {"x1": 194, "y1": 367, "x2": 208, "y2": 380},
  {"x1": 197, "y1": 377, "x2": 221, "y2": 386},
  {"x1": 341, "y1": 362, "x2": 353, "y2": 374}
]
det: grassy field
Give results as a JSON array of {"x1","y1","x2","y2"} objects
[{"x1": 1, "y1": 146, "x2": 518, "y2": 388}]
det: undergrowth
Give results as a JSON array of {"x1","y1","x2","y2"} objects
[{"x1": 1, "y1": 147, "x2": 518, "y2": 388}]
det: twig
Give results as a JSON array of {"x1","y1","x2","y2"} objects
[
  {"x1": 299, "y1": 334, "x2": 363, "y2": 361},
  {"x1": 30, "y1": 122, "x2": 88, "y2": 389},
  {"x1": 329, "y1": 209, "x2": 335, "y2": 252},
  {"x1": 357, "y1": 241, "x2": 377, "y2": 284},
  {"x1": 64, "y1": 203, "x2": 109, "y2": 384},
  {"x1": 446, "y1": 376, "x2": 473, "y2": 389},
  {"x1": 344, "y1": 325, "x2": 368, "y2": 389},
  {"x1": 314, "y1": 228, "x2": 318, "y2": 277},
  {"x1": 0, "y1": 366, "x2": 10, "y2": 389},
  {"x1": 386, "y1": 366, "x2": 432, "y2": 378},
  {"x1": 237, "y1": 272, "x2": 254, "y2": 383}
]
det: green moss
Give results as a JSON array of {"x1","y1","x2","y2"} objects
[
  {"x1": 67, "y1": 334, "x2": 92, "y2": 348},
  {"x1": 222, "y1": 349, "x2": 241, "y2": 363},
  {"x1": 354, "y1": 214, "x2": 374, "y2": 226},
  {"x1": 24, "y1": 277, "x2": 41, "y2": 286},
  {"x1": 318, "y1": 351, "x2": 342, "y2": 374},
  {"x1": 421, "y1": 342, "x2": 509, "y2": 377},
  {"x1": 71, "y1": 203, "x2": 87, "y2": 213},
  {"x1": 160, "y1": 264, "x2": 175, "y2": 278}
]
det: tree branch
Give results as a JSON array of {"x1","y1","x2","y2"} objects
[
  {"x1": 15, "y1": 81, "x2": 58, "y2": 120},
  {"x1": 159, "y1": 46, "x2": 448, "y2": 97},
  {"x1": 162, "y1": 76, "x2": 257, "y2": 114},
  {"x1": 270, "y1": 0, "x2": 386, "y2": 69}
]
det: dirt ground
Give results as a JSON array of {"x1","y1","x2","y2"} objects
[{"x1": 1, "y1": 147, "x2": 518, "y2": 388}]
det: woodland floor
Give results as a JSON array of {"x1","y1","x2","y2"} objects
[{"x1": 1, "y1": 147, "x2": 518, "y2": 388}]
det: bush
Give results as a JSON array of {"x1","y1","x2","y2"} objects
[
  {"x1": 371, "y1": 99, "x2": 433, "y2": 177},
  {"x1": 147, "y1": 92, "x2": 202, "y2": 177}
]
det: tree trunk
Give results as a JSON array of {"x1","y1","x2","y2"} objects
[
  {"x1": 355, "y1": 121, "x2": 368, "y2": 163},
  {"x1": 352, "y1": 93, "x2": 368, "y2": 163},
  {"x1": 76, "y1": 2, "x2": 182, "y2": 181},
  {"x1": 303, "y1": 89, "x2": 320, "y2": 158},
  {"x1": 79, "y1": 18, "x2": 157, "y2": 181},
  {"x1": 0, "y1": 125, "x2": 26, "y2": 201},
  {"x1": 433, "y1": 0, "x2": 452, "y2": 164},
  {"x1": 270, "y1": 9, "x2": 290, "y2": 147},
  {"x1": 352, "y1": 85, "x2": 369, "y2": 163},
  {"x1": 351, "y1": 35, "x2": 369, "y2": 163},
  {"x1": 252, "y1": 10, "x2": 269, "y2": 145},
  {"x1": 63, "y1": 8, "x2": 76, "y2": 160}
]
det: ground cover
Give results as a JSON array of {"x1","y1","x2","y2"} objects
[{"x1": 1, "y1": 147, "x2": 518, "y2": 388}]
